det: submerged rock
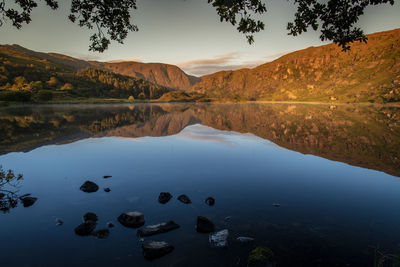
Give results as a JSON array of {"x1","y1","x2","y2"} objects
[
  {"x1": 80, "y1": 181, "x2": 99, "y2": 193},
  {"x1": 55, "y1": 218, "x2": 64, "y2": 226},
  {"x1": 118, "y1": 211, "x2": 145, "y2": 228},
  {"x1": 196, "y1": 216, "x2": 215, "y2": 233},
  {"x1": 142, "y1": 241, "x2": 174, "y2": 261},
  {"x1": 209, "y1": 229, "x2": 229, "y2": 247},
  {"x1": 237, "y1": 236, "x2": 255, "y2": 243},
  {"x1": 158, "y1": 192, "x2": 172, "y2": 204},
  {"x1": 272, "y1": 203, "x2": 281, "y2": 207},
  {"x1": 107, "y1": 222, "x2": 115, "y2": 228},
  {"x1": 104, "y1": 188, "x2": 111, "y2": 192},
  {"x1": 74, "y1": 221, "x2": 97, "y2": 236},
  {"x1": 20, "y1": 196, "x2": 37, "y2": 207},
  {"x1": 83, "y1": 212, "x2": 98, "y2": 223},
  {"x1": 92, "y1": 228, "x2": 110, "y2": 239},
  {"x1": 248, "y1": 247, "x2": 274, "y2": 266},
  {"x1": 103, "y1": 175, "x2": 112, "y2": 179},
  {"x1": 137, "y1": 221, "x2": 180, "y2": 237},
  {"x1": 177, "y1": 194, "x2": 191, "y2": 204},
  {"x1": 205, "y1": 197, "x2": 215, "y2": 206}
]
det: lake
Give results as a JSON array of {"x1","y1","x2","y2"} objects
[{"x1": 0, "y1": 103, "x2": 400, "y2": 266}]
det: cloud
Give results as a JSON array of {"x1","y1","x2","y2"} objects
[{"x1": 178, "y1": 52, "x2": 265, "y2": 76}]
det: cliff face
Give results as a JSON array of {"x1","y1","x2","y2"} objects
[
  {"x1": 97, "y1": 62, "x2": 200, "y2": 91},
  {"x1": 191, "y1": 29, "x2": 400, "y2": 103}
]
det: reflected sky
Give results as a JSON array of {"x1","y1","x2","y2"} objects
[{"x1": 1, "y1": 118, "x2": 400, "y2": 266}]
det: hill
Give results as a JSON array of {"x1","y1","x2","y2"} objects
[
  {"x1": 191, "y1": 29, "x2": 400, "y2": 103},
  {"x1": 0, "y1": 45, "x2": 169, "y2": 102},
  {"x1": 1, "y1": 44, "x2": 199, "y2": 91}
]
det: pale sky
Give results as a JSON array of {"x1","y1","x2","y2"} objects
[{"x1": 1, "y1": 0, "x2": 400, "y2": 76}]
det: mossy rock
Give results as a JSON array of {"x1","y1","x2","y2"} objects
[{"x1": 248, "y1": 247, "x2": 274, "y2": 266}]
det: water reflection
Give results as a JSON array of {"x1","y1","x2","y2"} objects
[{"x1": 1, "y1": 103, "x2": 399, "y2": 177}]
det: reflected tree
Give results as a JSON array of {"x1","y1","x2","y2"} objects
[{"x1": 0, "y1": 165, "x2": 23, "y2": 213}]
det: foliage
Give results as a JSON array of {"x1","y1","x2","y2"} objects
[
  {"x1": 0, "y1": 0, "x2": 395, "y2": 51},
  {"x1": 0, "y1": 166, "x2": 23, "y2": 213}
]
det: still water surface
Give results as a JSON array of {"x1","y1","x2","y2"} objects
[{"x1": 0, "y1": 103, "x2": 400, "y2": 266}]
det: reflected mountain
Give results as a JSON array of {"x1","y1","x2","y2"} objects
[{"x1": 0, "y1": 103, "x2": 399, "y2": 177}]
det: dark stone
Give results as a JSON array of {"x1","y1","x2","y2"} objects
[
  {"x1": 0, "y1": 193, "x2": 5, "y2": 198},
  {"x1": 205, "y1": 197, "x2": 215, "y2": 206},
  {"x1": 20, "y1": 196, "x2": 37, "y2": 207},
  {"x1": 196, "y1": 216, "x2": 215, "y2": 233},
  {"x1": 107, "y1": 222, "x2": 115, "y2": 228},
  {"x1": 177, "y1": 194, "x2": 191, "y2": 204},
  {"x1": 83, "y1": 212, "x2": 98, "y2": 223},
  {"x1": 80, "y1": 180, "x2": 99, "y2": 193},
  {"x1": 74, "y1": 221, "x2": 96, "y2": 236},
  {"x1": 137, "y1": 221, "x2": 180, "y2": 237},
  {"x1": 158, "y1": 192, "x2": 172, "y2": 204},
  {"x1": 55, "y1": 218, "x2": 64, "y2": 226},
  {"x1": 142, "y1": 241, "x2": 174, "y2": 261},
  {"x1": 92, "y1": 228, "x2": 110, "y2": 239},
  {"x1": 118, "y1": 211, "x2": 145, "y2": 228},
  {"x1": 103, "y1": 175, "x2": 112, "y2": 178},
  {"x1": 104, "y1": 188, "x2": 111, "y2": 192}
]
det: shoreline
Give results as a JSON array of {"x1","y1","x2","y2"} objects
[{"x1": 1, "y1": 99, "x2": 400, "y2": 108}]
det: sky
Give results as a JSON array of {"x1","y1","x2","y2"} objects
[{"x1": 1, "y1": 0, "x2": 400, "y2": 76}]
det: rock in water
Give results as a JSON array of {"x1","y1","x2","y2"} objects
[
  {"x1": 158, "y1": 192, "x2": 172, "y2": 204},
  {"x1": 83, "y1": 212, "x2": 98, "y2": 223},
  {"x1": 20, "y1": 196, "x2": 37, "y2": 207},
  {"x1": 55, "y1": 218, "x2": 64, "y2": 226},
  {"x1": 237, "y1": 236, "x2": 255, "y2": 243},
  {"x1": 118, "y1": 211, "x2": 145, "y2": 228},
  {"x1": 205, "y1": 197, "x2": 215, "y2": 206},
  {"x1": 177, "y1": 194, "x2": 191, "y2": 204},
  {"x1": 142, "y1": 241, "x2": 174, "y2": 260},
  {"x1": 74, "y1": 221, "x2": 96, "y2": 236},
  {"x1": 107, "y1": 222, "x2": 115, "y2": 228},
  {"x1": 80, "y1": 181, "x2": 99, "y2": 193},
  {"x1": 137, "y1": 221, "x2": 180, "y2": 237},
  {"x1": 103, "y1": 175, "x2": 112, "y2": 179},
  {"x1": 209, "y1": 229, "x2": 229, "y2": 247},
  {"x1": 272, "y1": 203, "x2": 281, "y2": 207},
  {"x1": 104, "y1": 188, "x2": 111, "y2": 192},
  {"x1": 196, "y1": 216, "x2": 215, "y2": 233},
  {"x1": 92, "y1": 228, "x2": 110, "y2": 239}
]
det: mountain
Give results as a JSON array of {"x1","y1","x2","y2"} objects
[
  {"x1": 0, "y1": 45, "x2": 169, "y2": 101},
  {"x1": 0, "y1": 44, "x2": 199, "y2": 91},
  {"x1": 94, "y1": 61, "x2": 200, "y2": 91},
  {"x1": 191, "y1": 29, "x2": 400, "y2": 103}
]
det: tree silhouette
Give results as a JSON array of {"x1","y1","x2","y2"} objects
[
  {"x1": 0, "y1": 166, "x2": 23, "y2": 213},
  {"x1": 0, "y1": 0, "x2": 396, "y2": 52}
]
